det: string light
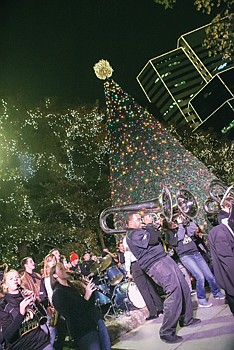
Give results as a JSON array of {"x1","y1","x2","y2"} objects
[
  {"x1": 103, "y1": 78, "x2": 218, "y2": 228},
  {"x1": 0, "y1": 100, "x2": 110, "y2": 264}
]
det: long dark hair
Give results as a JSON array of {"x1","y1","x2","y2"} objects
[
  {"x1": 50, "y1": 263, "x2": 85, "y2": 296},
  {"x1": 50, "y1": 264, "x2": 58, "y2": 290}
]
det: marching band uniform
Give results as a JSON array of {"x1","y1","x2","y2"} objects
[{"x1": 123, "y1": 237, "x2": 163, "y2": 320}]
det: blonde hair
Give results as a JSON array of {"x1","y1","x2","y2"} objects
[
  {"x1": 2, "y1": 269, "x2": 19, "y2": 293},
  {"x1": 43, "y1": 254, "x2": 56, "y2": 278}
]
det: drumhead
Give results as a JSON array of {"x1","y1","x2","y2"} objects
[{"x1": 127, "y1": 281, "x2": 146, "y2": 309}]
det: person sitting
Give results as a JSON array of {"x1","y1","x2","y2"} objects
[
  {"x1": 80, "y1": 252, "x2": 92, "y2": 277},
  {"x1": 165, "y1": 214, "x2": 225, "y2": 308},
  {"x1": 116, "y1": 241, "x2": 127, "y2": 277},
  {"x1": 0, "y1": 269, "x2": 53, "y2": 350}
]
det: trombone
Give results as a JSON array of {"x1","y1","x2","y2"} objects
[{"x1": 203, "y1": 180, "x2": 234, "y2": 214}]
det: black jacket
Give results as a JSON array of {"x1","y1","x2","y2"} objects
[
  {"x1": 0, "y1": 293, "x2": 49, "y2": 350},
  {"x1": 52, "y1": 282, "x2": 99, "y2": 344},
  {"x1": 208, "y1": 221, "x2": 234, "y2": 296},
  {"x1": 126, "y1": 224, "x2": 166, "y2": 272}
]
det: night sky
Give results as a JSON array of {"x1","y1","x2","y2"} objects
[{"x1": 0, "y1": 0, "x2": 214, "y2": 109}]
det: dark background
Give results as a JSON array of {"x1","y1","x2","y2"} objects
[{"x1": 0, "y1": 0, "x2": 214, "y2": 109}]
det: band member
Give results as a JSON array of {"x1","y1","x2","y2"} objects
[
  {"x1": 208, "y1": 201, "x2": 234, "y2": 315},
  {"x1": 0, "y1": 269, "x2": 52, "y2": 350},
  {"x1": 165, "y1": 216, "x2": 225, "y2": 308},
  {"x1": 0, "y1": 263, "x2": 8, "y2": 285},
  {"x1": 39, "y1": 254, "x2": 57, "y2": 346},
  {"x1": 123, "y1": 236, "x2": 164, "y2": 320},
  {"x1": 217, "y1": 196, "x2": 233, "y2": 224},
  {"x1": 51, "y1": 262, "x2": 111, "y2": 350},
  {"x1": 20, "y1": 257, "x2": 42, "y2": 301},
  {"x1": 126, "y1": 213, "x2": 200, "y2": 344},
  {"x1": 116, "y1": 241, "x2": 127, "y2": 277},
  {"x1": 69, "y1": 252, "x2": 81, "y2": 278},
  {"x1": 80, "y1": 251, "x2": 94, "y2": 277},
  {"x1": 49, "y1": 248, "x2": 61, "y2": 263}
]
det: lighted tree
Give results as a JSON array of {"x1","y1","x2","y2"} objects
[
  {"x1": 153, "y1": 0, "x2": 234, "y2": 60},
  {"x1": 94, "y1": 60, "x2": 218, "y2": 229},
  {"x1": 170, "y1": 126, "x2": 234, "y2": 185},
  {"x1": 0, "y1": 99, "x2": 110, "y2": 266}
]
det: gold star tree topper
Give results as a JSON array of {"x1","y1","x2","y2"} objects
[{"x1": 93, "y1": 59, "x2": 114, "y2": 80}]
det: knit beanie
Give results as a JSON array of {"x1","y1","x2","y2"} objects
[{"x1": 70, "y1": 251, "x2": 79, "y2": 262}]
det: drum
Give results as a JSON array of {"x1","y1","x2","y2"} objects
[
  {"x1": 114, "y1": 281, "x2": 146, "y2": 311},
  {"x1": 127, "y1": 281, "x2": 146, "y2": 309},
  {"x1": 113, "y1": 281, "x2": 129, "y2": 310},
  {"x1": 95, "y1": 283, "x2": 111, "y2": 306},
  {"x1": 106, "y1": 266, "x2": 123, "y2": 286}
]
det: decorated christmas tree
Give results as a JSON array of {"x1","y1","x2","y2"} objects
[{"x1": 94, "y1": 60, "x2": 218, "y2": 229}]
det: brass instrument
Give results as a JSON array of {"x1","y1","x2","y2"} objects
[
  {"x1": 99, "y1": 187, "x2": 198, "y2": 233},
  {"x1": 0, "y1": 263, "x2": 8, "y2": 273},
  {"x1": 17, "y1": 284, "x2": 47, "y2": 325},
  {"x1": 161, "y1": 187, "x2": 198, "y2": 227},
  {"x1": 204, "y1": 180, "x2": 234, "y2": 214},
  {"x1": 49, "y1": 306, "x2": 59, "y2": 327},
  {"x1": 99, "y1": 197, "x2": 162, "y2": 234}
]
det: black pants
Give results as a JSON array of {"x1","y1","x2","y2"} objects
[
  {"x1": 147, "y1": 255, "x2": 193, "y2": 337},
  {"x1": 131, "y1": 261, "x2": 163, "y2": 316}
]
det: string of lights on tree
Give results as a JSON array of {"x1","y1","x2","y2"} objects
[
  {"x1": 0, "y1": 98, "x2": 109, "y2": 264},
  {"x1": 94, "y1": 60, "x2": 218, "y2": 228}
]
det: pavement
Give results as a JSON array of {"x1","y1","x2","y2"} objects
[{"x1": 111, "y1": 294, "x2": 234, "y2": 350}]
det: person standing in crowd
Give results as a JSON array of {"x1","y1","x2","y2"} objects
[
  {"x1": 165, "y1": 215, "x2": 225, "y2": 308},
  {"x1": 49, "y1": 249, "x2": 61, "y2": 263},
  {"x1": 208, "y1": 201, "x2": 234, "y2": 315},
  {"x1": 69, "y1": 252, "x2": 81, "y2": 278},
  {"x1": 0, "y1": 269, "x2": 53, "y2": 350},
  {"x1": 40, "y1": 254, "x2": 57, "y2": 347},
  {"x1": 123, "y1": 236, "x2": 164, "y2": 320},
  {"x1": 126, "y1": 213, "x2": 200, "y2": 344},
  {"x1": 20, "y1": 257, "x2": 42, "y2": 301},
  {"x1": 51, "y1": 262, "x2": 111, "y2": 350}
]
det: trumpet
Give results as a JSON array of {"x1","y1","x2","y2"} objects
[
  {"x1": 204, "y1": 180, "x2": 234, "y2": 214},
  {"x1": 17, "y1": 284, "x2": 47, "y2": 325}
]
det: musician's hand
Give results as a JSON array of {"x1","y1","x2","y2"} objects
[
  {"x1": 126, "y1": 272, "x2": 133, "y2": 279},
  {"x1": 144, "y1": 215, "x2": 153, "y2": 225},
  {"x1": 84, "y1": 279, "x2": 96, "y2": 301},
  {"x1": 19, "y1": 296, "x2": 32, "y2": 315},
  {"x1": 22, "y1": 289, "x2": 36, "y2": 301},
  {"x1": 47, "y1": 305, "x2": 55, "y2": 315},
  {"x1": 176, "y1": 216, "x2": 183, "y2": 224}
]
